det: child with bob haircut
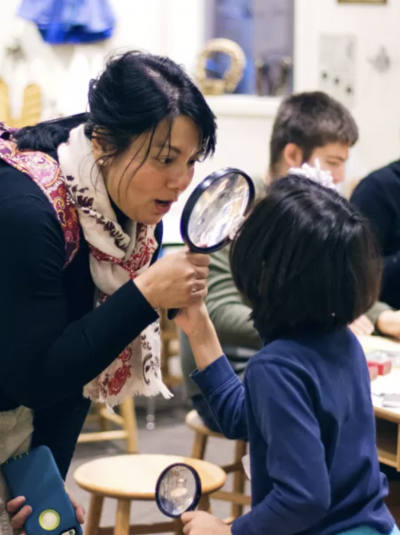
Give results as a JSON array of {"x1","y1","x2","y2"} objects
[{"x1": 177, "y1": 165, "x2": 399, "y2": 535}]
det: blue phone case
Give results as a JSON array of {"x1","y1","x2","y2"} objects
[{"x1": 1, "y1": 446, "x2": 81, "y2": 535}]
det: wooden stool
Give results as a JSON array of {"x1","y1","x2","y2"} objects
[
  {"x1": 74, "y1": 454, "x2": 226, "y2": 535},
  {"x1": 186, "y1": 410, "x2": 251, "y2": 520},
  {"x1": 160, "y1": 309, "x2": 182, "y2": 388},
  {"x1": 78, "y1": 398, "x2": 138, "y2": 454}
]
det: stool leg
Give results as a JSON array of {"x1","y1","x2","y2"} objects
[
  {"x1": 120, "y1": 397, "x2": 138, "y2": 453},
  {"x1": 386, "y1": 481, "x2": 400, "y2": 525},
  {"x1": 191, "y1": 431, "x2": 207, "y2": 459},
  {"x1": 98, "y1": 404, "x2": 109, "y2": 432},
  {"x1": 232, "y1": 441, "x2": 247, "y2": 518},
  {"x1": 198, "y1": 495, "x2": 211, "y2": 512},
  {"x1": 114, "y1": 499, "x2": 131, "y2": 535},
  {"x1": 85, "y1": 495, "x2": 104, "y2": 535}
]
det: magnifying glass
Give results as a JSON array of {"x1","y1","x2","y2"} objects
[
  {"x1": 168, "y1": 167, "x2": 255, "y2": 320},
  {"x1": 155, "y1": 463, "x2": 202, "y2": 518}
]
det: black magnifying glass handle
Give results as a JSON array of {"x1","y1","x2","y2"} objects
[{"x1": 167, "y1": 308, "x2": 179, "y2": 320}]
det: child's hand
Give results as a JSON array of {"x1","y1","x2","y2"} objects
[
  {"x1": 175, "y1": 301, "x2": 223, "y2": 371},
  {"x1": 174, "y1": 301, "x2": 211, "y2": 339},
  {"x1": 349, "y1": 315, "x2": 374, "y2": 336},
  {"x1": 181, "y1": 511, "x2": 231, "y2": 535}
]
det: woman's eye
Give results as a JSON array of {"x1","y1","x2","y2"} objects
[
  {"x1": 188, "y1": 160, "x2": 199, "y2": 167},
  {"x1": 158, "y1": 157, "x2": 174, "y2": 165}
]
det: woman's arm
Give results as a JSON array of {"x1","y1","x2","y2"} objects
[
  {"x1": 0, "y1": 195, "x2": 159, "y2": 409},
  {"x1": 0, "y1": 181, "x2": 212, "y2": 410},
  {"x1": 176, "y1": 304, "x2": 248, "y2": 439}
]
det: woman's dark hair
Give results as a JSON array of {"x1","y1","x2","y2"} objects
[
  {"x1": 230, "y1": 175, "x2": 382, "y2": 339},
  {"x1": 14, "y1": 51, "x2": 216, "y2": 162}
]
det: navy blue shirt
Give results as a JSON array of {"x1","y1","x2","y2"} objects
[
  {"x1": 193, "y1": 328, "x2": 394, "y2": 535},
  {"x1": 351, "y1": 160, "x2": 400, "y2": 309},
  {"x1": 0, "y1": 157, "x2": 161, "y2": 477}
]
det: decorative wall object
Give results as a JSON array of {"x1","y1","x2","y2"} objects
[
  {"x1": 0, "y1": 39, "x2": 42, "y2": 126},
  {"x1": 253, "y1": 0, "x2": 294, "y2": 96},
  {"x1": 368, "y1": 46, "x2": 391, "y2": 73},
  {"x1": 0, "y1": 79, "x2": 42, "y2": 127},
  {"x1": 195, "y1": 38, "x2": 246, "y2": 96}
]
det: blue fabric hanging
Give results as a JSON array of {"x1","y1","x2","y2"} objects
[{"x1": 18, "y1": 0, "x2": 115, "y2": 44}]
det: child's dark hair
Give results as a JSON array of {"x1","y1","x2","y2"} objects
[
  {"x1": 230, "y1": 175, "x2": 381, "y2": 339},
  {"x1": 269, "y1": 91, "x2": 358, "y2": 180},
  {"x1": 14, "y1": 51, "x2": 216, "y2": 161}
]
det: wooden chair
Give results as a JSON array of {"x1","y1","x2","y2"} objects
[
  {"x1": 74, "y1": 454, "x2": 226, "y2": 535},
  {"x1": 160, "y1": 309, "x2": 182, "y2": 388},
  {"x1": 78, "y1": 311, "x2": 180, "y2": 446},
  {"x1": 185, "y1": 410, "x2": 251, "y2": 520},
  {"x1": 145, "y1": 310, "x2": 182, "y2": 430},
  {"x1": 78, "y1": 398, "x2": 138, "y2": 454}
]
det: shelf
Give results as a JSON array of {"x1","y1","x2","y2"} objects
[
  {"x1": 205, "y1": 95, "x2": 282, "y2": 118},
  {"x1": 376, "y1": 418, "x2": 399, "y2": 469}
]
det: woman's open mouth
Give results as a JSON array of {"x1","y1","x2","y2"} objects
[{"x1": 155, "y1": 199, "x2": 173, "y2": 215}]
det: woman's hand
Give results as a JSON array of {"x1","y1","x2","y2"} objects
[
  {"x1": 376, "y1": 310, "x2": 400, "y2": 338},
  {"x1": 7, "y1": 496, "x2": 32, "y2": 533},
  {"x1": 65, "y1": 486, "x2": 85, "y2": 524},
  {"x1": 7, "y1": 488, "x2": 85, "y2": 534},
  {"x1": 349, "y1": 315, "x2": 374, "y2": 337},
  {"x1": 135, "y1": 249, "x2": 210, "y2": 310},
  {"x1": 181, "y1": 511, "x2": 231, "y2": 535}
]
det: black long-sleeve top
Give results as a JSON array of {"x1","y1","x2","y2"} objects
[
  {"x1": 351, "y1": 159, "x2": 400, "y2": 309},
  {"x1": 0, "y1": 157, "x2": 162, "y2": 477}
]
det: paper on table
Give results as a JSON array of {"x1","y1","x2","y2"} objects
[{"x1": 370, "y1": 370, "x2": 400, "y2": 397}]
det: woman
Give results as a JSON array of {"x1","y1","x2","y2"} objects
[{"x1": 0, "y1": 50, "x2": 216, "y2": 531}]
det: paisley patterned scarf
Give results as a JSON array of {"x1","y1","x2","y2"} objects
[{"x1": 0, "y1": 122, "x2": 172, "y2": 406}]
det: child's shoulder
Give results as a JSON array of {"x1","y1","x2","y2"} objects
[
  {"x1": 247, "y1": 338, "x2": 312, "y2": 374},
  {"x1": 248, "y1": 328, "x2": 364, "y2": 375}
]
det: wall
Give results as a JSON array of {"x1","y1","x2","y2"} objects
[
  {"x1": 3, "y1": 0, "x2": 398, "y2": 239},
  {"x1": 0, "y1": 0, "x2": 206, "y2": 118},
  {"x1": 294, "y1": 0, "x2": 400, "y2": 174}
]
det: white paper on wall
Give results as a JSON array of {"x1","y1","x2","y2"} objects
[{"x1": 319, "y1": 34, "x2": 357, "y2": 109}]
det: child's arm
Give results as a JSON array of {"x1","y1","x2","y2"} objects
[
  {"x1": 231, "y1": 359, "x2": 330, "y2": 535},
  {"x1": 175, "y1": 304, "x2": 248, "y2": 440}
]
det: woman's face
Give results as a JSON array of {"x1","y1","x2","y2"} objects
[{"x1": 93, "y1": 116, "x2": 202, "y2": 225}]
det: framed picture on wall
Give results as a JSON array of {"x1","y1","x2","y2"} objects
[{"x1": 338, "y1": 0, "x2": 386, "y2": 4}]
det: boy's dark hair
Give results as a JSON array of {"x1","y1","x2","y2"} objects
[
  {"x1": 269, "y1": 91, "x2": 358, "y2": 179},
  {"x1": 230, "y1": 175, "x2": 381, "y2": 339}
]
